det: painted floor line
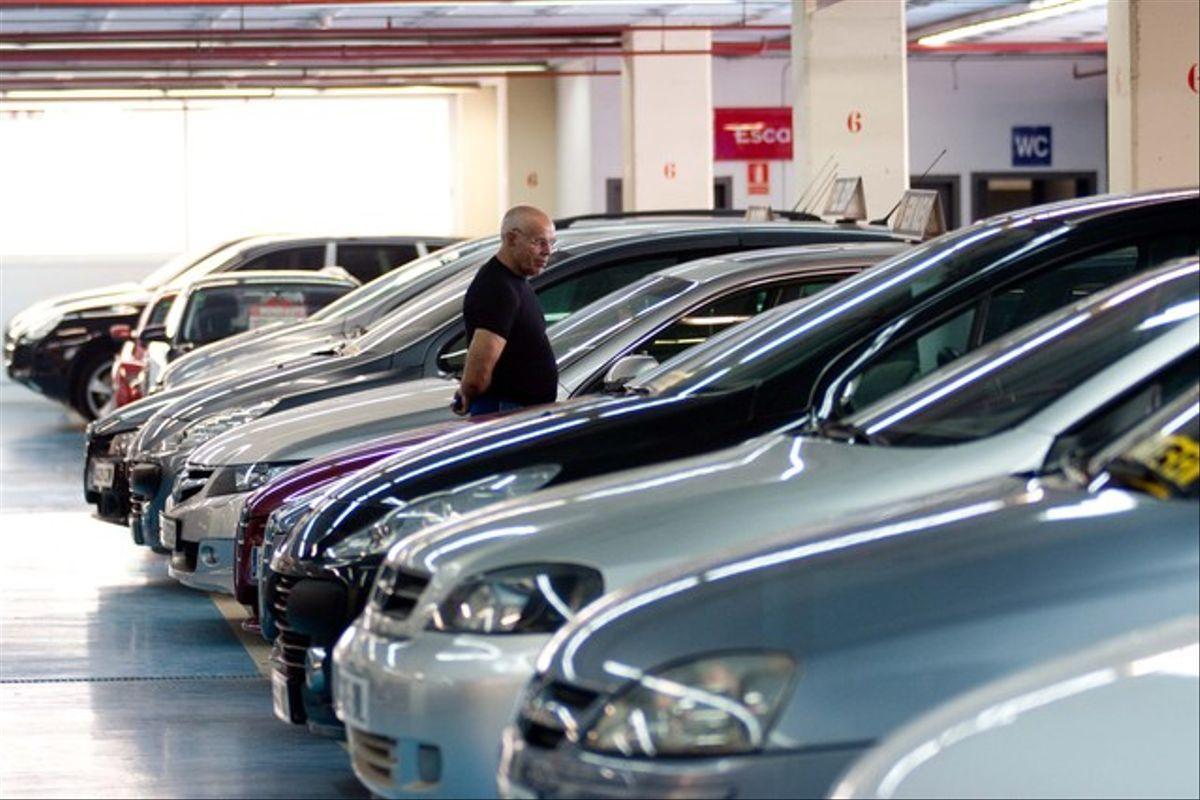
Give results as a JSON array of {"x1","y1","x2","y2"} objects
[{"x1": 210, "y1": 591, "x2": 274, "y2": 678}]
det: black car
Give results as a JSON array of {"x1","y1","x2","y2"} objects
[
  {"x1": 4, "y1": 233, "x2": 454, "y2": 418},
  {"x1": 264, "y1": 189, "x2": 1199, "y2": 727}
]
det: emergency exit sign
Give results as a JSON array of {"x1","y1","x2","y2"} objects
[{"x1": 1012, "y1": 126, "x2": 1052, "y2": 167}]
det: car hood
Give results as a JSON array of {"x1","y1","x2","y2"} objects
[
  {"x1": 11, "y1": 287, "x2": 149, "y2": 336},
  {"x1": 392, "y1": 424, "x2": 1052, "y2": 597},
  {"x1": 278, "y1": 387, "x2": 759, "y2": 559},
  {"x1": 539, "y1": 481, "x2": 1199, "y2": 718},
  {"x1": 243, "y1": 416, "x2": 472, "y2": 518},
  {"x1": 189, "y1": 377, "x2": 463, "y2": 465},
  {"x1": 161, "y1": 316, "x2": 342, "y2": 390},
  {"x1": 131, "y1": 347, "x2": 399, "y2": 455}
]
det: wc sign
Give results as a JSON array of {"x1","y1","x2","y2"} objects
[{"x1": 1012, "y1": 126, "x2": 1052, "y2": 167}]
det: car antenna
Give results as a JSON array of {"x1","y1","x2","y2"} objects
[
  {"x1": 790, "y1": 155, "x2": 836, "y2": 213},
  {"x1": 871, "y1": 148, "x2": 947, "y2": 226}
]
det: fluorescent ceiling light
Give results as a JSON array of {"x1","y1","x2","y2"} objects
[
  {"x1": 917, "y1": 0, "x2": 1105, "y2": 47},
  {"x1": 0, "y1": 85, "x2": 478, "y2": 103}
]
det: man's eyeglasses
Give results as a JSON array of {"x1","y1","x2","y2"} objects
[{"x1": 519, "y1": 230, "x2": 558, "y2": 253}]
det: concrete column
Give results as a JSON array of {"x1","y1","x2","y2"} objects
[
  {"x1": 454, "y1": 85, "x2": 501, "y2": 237},
  {"x1": 504, "y1": 77, "x2": 558, "y2": 214},
  {"x1": 556, "y1": 66, "x2": 594, "y2": 218},
  {"x1": 791, "y1": 0, "x2": 909, "y2": 219},
  {"x1": 621, "y1": 28, "x2": 713, "y2": 210},
  {"x1": 1108, "y1": 0, "x2": 1200, "y2": 192}
]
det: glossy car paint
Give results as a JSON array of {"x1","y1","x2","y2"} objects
[
  {"x1": 164, "y1": 244, "x2": 897, "y2": 595},
  {"x1": 830, "y1": 615, "x2": 1200, "y2": 799},
  {"x1": 102, "y1": 221, "x2": 900, "y2": 548},
  {"x1": 495, "y1": 480, "x2": 1198, "y2": 799},
  {"x1": 329, "y1": 262, "x2": 1199, "y2": 798}
]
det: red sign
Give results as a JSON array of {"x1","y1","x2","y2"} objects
[
  {"x1": 747, "y1": 162, "x2": 770, "y2": 195},
  {"x1": 714, "y1": 107, "x2": 793, "y2": 161}
]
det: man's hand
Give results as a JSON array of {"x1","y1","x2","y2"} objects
[
  {"x1": 458, "y1": 328, "x2": 507, "y2": 413},
  {"x1": 450, "y1": 391, "x2": 468, "y2": 417}
]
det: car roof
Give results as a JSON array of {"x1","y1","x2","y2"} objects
[
  {"x1": 181, "y1": 270, "x2": 358, "y2": 289},
  {"x1": 659, "y1": 241, "x2": 911, "y2": 284}
]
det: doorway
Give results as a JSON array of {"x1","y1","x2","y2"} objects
[
  {"x1": 971, "y1": 171, "x2": 1098, "y2": 222},
  {"x1": 604, "y1": 177, "x2": 735, "y2": 213}
]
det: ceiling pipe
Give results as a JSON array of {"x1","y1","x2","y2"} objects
[
  {"x1": 909, "y1": 41, "x2": 1105, "y2": 55},
  {"x1": 0, "y1": 24, "x2": 791, "y2": 44}
]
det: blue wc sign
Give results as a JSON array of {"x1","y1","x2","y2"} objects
[{"x1": 1012, "y1": 126, "x2": 1053, "y2": 166}]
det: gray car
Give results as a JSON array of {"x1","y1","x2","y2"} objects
[
  {"x1": 496, "y1": 385, "x2": 1200, "y2": 799},
  {"x1": 329, "y1": 261, "x2": 1199, "y2": 798},
  {"x1": 161, "y1": 243, "x2": 903, "y2": 594},
  {"x1": 831, "y1": 615, "x2": 1200, "y2": 799}
]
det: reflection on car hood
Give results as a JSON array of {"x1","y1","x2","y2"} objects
[
  {"x1": 161, "y1": 317, "x2": 341, "y2": 389},
  {"x1": 189, "y1": 377, "x2": 462, "y2": 465},
  {"x1": 541, "y1": 480, "x2": 1198, "y2": 708},
  {"x1": 39, "y1": 288, "x2": 150, "y2": 320}
]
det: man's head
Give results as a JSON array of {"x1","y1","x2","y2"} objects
[{"x1": 497, "y1": 205, "x2": 556, "y2": 278}]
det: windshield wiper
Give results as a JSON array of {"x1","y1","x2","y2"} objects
[{"x1": 815, "y1": 419, "x2": 887, "y2": 446}]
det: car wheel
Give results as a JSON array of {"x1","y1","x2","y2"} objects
[{"x1": 72, "y1": 351, "x2": 116, "y2": 420}]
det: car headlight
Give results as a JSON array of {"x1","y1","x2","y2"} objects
[
  {"x1": 430, "y1": 563, "x2": 603, "y2": 634},
  {"x1": 584, "y1": 652, "x2": 797, "y2": 757},
  {"x1": 206, "y1": 461, "x2": 302, "y2": 497},
  {"x1": 323, "y1": 464, "x2": 560, "y2": 563},
  {"x1": 20, "y1": 311, "x2": 64, "y2": 342},
  {"x1": 108, "y1": 431, "x2": 138, "y2": 458},
  {"x1": 156, "y1": 400, "x2": 277, "y2": 454}
]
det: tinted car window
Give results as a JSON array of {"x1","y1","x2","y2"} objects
[
  {"x1": 835, "y1": 237, "x2": 1183, "y2": 414},
  {"x1": 179, "y1": 283, "x2": 351, "y2": 346},
  {"x1": 644, "y1": 277, "x2": 838, "y2": 363},
  {"x1": 537, "y1": 255, "x2": 702, "y2": 324},
  {"x1": 847, "y1": 264, "x2": 1199, "y2": 446},
  {"x1": 336, "y1": 244, "x2": 420, "y2": 283},
  {"x1": 239, "y1": 245, "x2": 326, "y2": 272}
]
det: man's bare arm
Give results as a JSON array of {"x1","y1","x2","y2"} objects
[{"x1": 455, "y1": 328, "x2": 507, "y2": 414}]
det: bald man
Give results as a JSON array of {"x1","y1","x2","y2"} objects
[{"x1": 452, "y1": 205, "x2": 559, "y2": 416}]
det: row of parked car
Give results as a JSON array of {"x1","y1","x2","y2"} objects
[{"x1": 9, "y1": 191, "x2": 1197, "y2": 798}]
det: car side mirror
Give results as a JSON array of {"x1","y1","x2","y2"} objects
[
  {"x1": 139, "y1": 323, "x2": 169, "y2": 344},
  {"x1": 603, "y1": 354, "x2": 659, "y2": 392},
  {"x1": 109, "y1": 323, "x2": 133, "y2": 342}
]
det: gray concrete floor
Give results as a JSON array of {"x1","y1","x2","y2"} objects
[{"x1": 0, "y1": 383, "x2": 367, "y2": 798}]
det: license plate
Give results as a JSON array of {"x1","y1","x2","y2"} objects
[
  {"x1": 92, "y1": 460, "x2": 115, "y2": 490},
  {"x1": 249, "y1": 546, "x2": 261, "y2": 581},
  {"x1": 340, "y1": 669, "x2": 370, "y2": 729},
  {"x1": 271, "y1": 669, "x2": 292, "y2": 721},
  {"x1": 160, "y1": 515, "x2": 178, "y2": 549}
]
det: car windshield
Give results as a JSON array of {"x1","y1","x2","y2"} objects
[
  {"x1": 844, "y1": 262, "x2": 1200, "y2": 447},
  {"x1": 1092, "y1": 385, "x2": 1199, "y2": 500},
  {"x1": 139, "y1": 238, "x2": 246, "y2": 289},
  {"x1": 309, "y1": 238, "x2": 496, "y2": 324},
  {"x1": 178, "y1": 283, "x2": 348, "y2": 346},
  {"x1": 638, "y1": 222, "x2": 1051, "y2": 396},
  {"x1": 547, "y1": 274, "x2": 696, "y2": 367}
]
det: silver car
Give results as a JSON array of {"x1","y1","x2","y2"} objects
[
  {"x1": 831, "y1": 615, "x2": 1200, "y2": 799},
  {"x1": 330, "y1": 261, "x2": 1199, "y2": 798},
  {"x1": 161, "y1": 244, "x2": 900, "y2": 594},
  {"x1": 497, "y1": 386, "x2": 1200, "y2": 799}
]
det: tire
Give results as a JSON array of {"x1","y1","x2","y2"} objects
[{"x1": 71, "y1": 349, "x2": 116, "y2": 420}]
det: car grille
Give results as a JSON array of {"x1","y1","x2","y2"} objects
[
  {"x1": 348, "y1": 727, "x2": 397, "y2": 787},
  {"x1": 517, "y1": 678, "x2": 601, "y2": 750},
  {"x1": 272, "y1": 573, "x2": 309, "y2": 680},
  {"x1": 370, "y1": 565, "x2": 431, "y2": 621},
  {"x1": 172, "y1": 466, "x2": 214, "y2": 504}
]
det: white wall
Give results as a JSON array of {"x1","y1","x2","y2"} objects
[{"x1": 908, "y1": 56, "x2": 1109, "y2": 224}]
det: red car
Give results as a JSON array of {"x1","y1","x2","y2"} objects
[{"x1": 110, "y1": 289, "x2": 177, "y2": 408}]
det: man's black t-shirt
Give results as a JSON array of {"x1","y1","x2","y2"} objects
[{"x1": 462, "y1": 256, "x2": 558, "y2": 405}]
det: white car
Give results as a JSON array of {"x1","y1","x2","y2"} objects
[
  {"x1": 329, "y1": 261, "x2": 1199, "y2": 798},
  {"x1": 831, "y1": 616, "x2": 1200, "y2": 799}
]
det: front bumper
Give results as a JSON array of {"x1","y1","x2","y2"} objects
[
  {"x1": 333, "y1": 621, "x2": 542, "y2": 798},
  {"x1": 83, "y1": 436, "x2": 131, "y2": 525},
  {"x1": 4, "y1": 336, "x2": 69, "y2": 401},
  {"x1": 128, "y1": 456, "x2": 182, "y2": 550},
  {"x1": 497, "y1": 726, "x2": 867, "y2": 800},
  {"x1": 163, "y1": 488, "x2": 248, "y2": 595}
]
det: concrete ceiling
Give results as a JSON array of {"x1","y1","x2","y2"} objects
[{"x1": 0, "y1": 1, "x2": 1108, "y2": 95}]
